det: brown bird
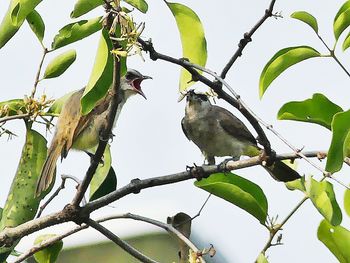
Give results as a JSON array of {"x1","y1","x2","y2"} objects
[{"x1": 36, "y1": 69, "x2": 151, "y2": 196}]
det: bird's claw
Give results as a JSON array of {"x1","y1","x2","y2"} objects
[{"x1": 188, "y1": 163, "x2": 206, "y2": 181}]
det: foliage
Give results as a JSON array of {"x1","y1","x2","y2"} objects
[{"x1": 1, "y1": 0, "x2": 350, "y2": 262}]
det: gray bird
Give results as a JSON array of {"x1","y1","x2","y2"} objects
[
  {"x1": 181, "y1": 90, "x2": 300, "y2": 182},
  {"x1": 36, "y1": 69, "x2": 151, "y2": 196}
]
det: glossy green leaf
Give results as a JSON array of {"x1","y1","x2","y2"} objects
[
  {"x1": 0, "y1": 208, "x2": 2, "y2": 221},
  {"x1": 285, "y1": 176, "x2": 306, "y2": 192},
  {"x1": 0, "y1": 0, "x2": 42, "y2": 49},
  {"x1": 291, "y1": 11, "x2": 318, "y2": 33},
  {"x1": 0, "y1": 128, "x2": 47, "y2": 260},
  {"x1": 10, "y1": 0, "x2": 43, "y2": 26},
  {"x1": 256, "y1": 253, "x2": 269, "y2": 263},
  {"x1": 195, "y1": 173, "x2": 268, "y2": 224},
  {"x1": 81, "y1": 29, "x2": 113, "y2": 115},
  {"x1": 124, "y1": 0, "x2": 148, "y2": 13},
  {"x1": 47, "y1": 91, "x2": 76, "y2": 115},
  {"x1": 344, "y1": 188, "x2": 350, "y2": 218},
  {"x1": 318, "y1": 220, "x2": 350, "y2": 263},
  {"x1": 306, "y1": 178, "x2": 342, "y2": 226},
  {"x1": 26, "y1": 10, "x2": 45, "y2": 43},
  {"x1": 51, "y1": 16, "x2": 102, "y2": 50},
  {"x1": 33, "y1": 234, "x2": 63, "y2": 263},
  {"x1": 278, "y1": 93, "x2": 343, "y2": 130},
  {"x1": 0, "y1": 99, "x2": 26, "y2": 117},
  {"x1": 71, "y1": 0, "x2": 103, "y2": 18},
  {"x1": 259, "y1": 46, "x2": 320, "y2": 98},
  {"x1": 43, "y1": 50, "x2": 77, "y2": 79},
  {"x1": 334, "y1": 0, "x2": 350, "y2": 40},
  {"x1": 326, "y1": 110, "x2": 350, "y2": 173},
  {"x1": 90, "y1": 145, "x2": 117, "y2": 201},
  {"x1": 342, "y1": 30, "x2": 350, "y2": 51},
  {"x1": 165, "y1": 2, "x2": 207, "y2": 92}
]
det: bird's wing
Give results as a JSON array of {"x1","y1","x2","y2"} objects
[
  {"x1": 181, "y1": 117, "x2": 192, "y2": 141},
  {"x1": 72, "y1": 91, "x2": 111, "y2": 144},
  {"x1": 213, "y1": 105, "x2": 257, "y2": 145},
  {"x1": 58, "y1": 89, "x2": 85, "y2": 159}
]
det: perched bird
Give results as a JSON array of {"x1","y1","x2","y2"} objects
[
  {"x1": 181, "y1": 90, "x2": 301, "y2": 182},
  {"x1": 36, "y1": 69, "x2": 151, "y2": 196}
]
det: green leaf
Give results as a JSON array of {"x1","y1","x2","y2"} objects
[
  {"x1": 0, "y1": 0, "x2": 42, "y2": 49},
  {"x1": 342, "y1": 32, "x2": 350, "y2": 51},
  {"x1": 47, "y1": 91, "x2": 76, "y2": 115},
  {"x1": 26, "y1": 10, "x2": 45, "y2": 43},
  {"x1": 90, "y1": 145, "x2": 117, "y2": 201},
  {"x1": 124, "y1": 0, "x2": 148, "y2": 13},
  {"x1": 318, "y1": 220, "x2": 350, "y2": 263},
  {"x1": 256, "y1": 253, "x2": 269, "y2": 263},
  {"x1": 0, "y1": 99, "x2": 26, "y2": 117},
  {"x1": 81, "y1": 29, "x2": 113, "y2": 115},
  {"x1": 43, "y1": 50, "x2": 77, "y2": 79},
  {"x1": 278, "y1": 93, "x2": 343, "y2": 130},
  {"x1": 285, "y1": 176, "x2": 306, "y2": 192},
  {"x1": 70, "y1": 0, "x2": 103, "y2": 18},
  {"x1": 334, "y1": 0, "x2": 350, "y2": 40},
  {"x1": 344, "y1": 188, "x2": 350, "y2": 218},
  {"x1": 326, "y1": 110, "x2": 350, "y2": 173},
  {"x1": 291, "y1": 11, "x2": 318, "y2": 33},
  {"x1": 0, "y1": 128, "x2": 47, "y2": 260},
  {"x1": 195, "y1": 173, "x2": 268, "y2": 224},
  {"x1": 33, "y1": 234, "x2": 63, "y2": 263},
  {"x1": 306, "y1": 177, "x2": 342, "y2": 226},
  {"x1": 51, "y1": 16, "x2": 102, "y2": 50},
  {"x1": 165, "y1": 2, "x2": 207, "y2": 92},
  {"x1": 259, "y1": 46, "x2": 320, "y2": 98},
  {"x1": 10, "y1": 0, "x2": 43, "y2": 26}
]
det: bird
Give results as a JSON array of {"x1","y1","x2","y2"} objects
[
  {"x1": 181, "y1": 90, "x2": 301, "y2": 182},
  {"x1": 36, "y1": 69, "x2": 151, "y2": 196}
]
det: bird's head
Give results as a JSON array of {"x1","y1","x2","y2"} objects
[
  {"x1": 185, "y1": 90, "x2": 211, "y2": 115},
  {"x1": 121, "y1": 69, "x2": 152, "y2": 99}
]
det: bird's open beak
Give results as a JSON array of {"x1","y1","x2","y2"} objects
[{"x1": 133, "y1": 75, "x2": 152, "y2": 100}]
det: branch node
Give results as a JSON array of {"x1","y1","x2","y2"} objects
[{"x1": 130, "y1": 178, "x2": 142, "y2": 194}]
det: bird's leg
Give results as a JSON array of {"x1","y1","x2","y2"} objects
[
  {"x1": 260, "y1": 149, "x2": 276, "y2": 167},
  {"x1": 186, "y1": 163, "x2": 206, "y2": 181},
  {"x1": 219, "y1": 157, "x2": 239, "y2": 173}
]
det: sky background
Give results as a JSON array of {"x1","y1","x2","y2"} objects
[{"x1": 1, "y1": 0, "x2": 350, "y2": 262}]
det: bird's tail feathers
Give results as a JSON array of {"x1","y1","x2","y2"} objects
[
  {"x1": 35, "y1": 144, "x2": 62, "y2": 197},
  {"x1": 264, "y1": 160, "x2": 301, "y2": 182}
]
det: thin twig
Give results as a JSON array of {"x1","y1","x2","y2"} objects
[
  {"x1": 31, "y1": 48, "x2": 49, "y2": 98},
  {"x1": 260, "y1": 196, "x2": 308, "y2": 256},
  {"x1": 191, "y1": 194, "x2": 211, "y2": 221},
  {"x1": 86, "y1": 219, "x2": 159, "y2": 263},
  {"x1": 317, "y1": 34, "x2": 350, "y2": 78},
  {"x1": 14, "y1": 213, "x2": 203, "y2": 263},
  {"x1": 36, "y1": 175, "x2": 86, "y2": 218},
  {"x1": 220, "y1": 0, "x2": 277, "y2": 78},
  {"x1": 103, "y1": 213, "x2": 205, "y2": 260},
  {"x1": 0, "y1": 114, "x2": 30, "y2": 124}
]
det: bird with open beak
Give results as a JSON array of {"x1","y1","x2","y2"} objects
[
  {"x1": 36, "y1": 69, "x2": 151, "y2": 196},
  {"x1": 181, "y1": 90, "x2": 301, "y2": 182}
]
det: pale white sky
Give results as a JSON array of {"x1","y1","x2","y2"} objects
[{"x1": 1, "y1": 0, "x2": 350, "y2": 262}]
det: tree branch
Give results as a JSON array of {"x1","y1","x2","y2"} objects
[
  {"x1": 0, "y1": 114, "x2": 30, "y2": 124},
  {"x1": 71, "y1": 9, "x2": 122, "y2": 207},
  {"x1": 0, "y1": 151, "x2": 323, "y2": 247},
  {"x1": 138, "y1": 38, "x2": 272, "y2": 155},
  {"x1": 14, "y1": 212, "x2": 204, "y2": 263},
  {"x1": 220, "y1": 0, "x2": 277, "y2": 79},
  {"x1": 86, "y1": 219, "x2": 159, "y2": 263}
]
